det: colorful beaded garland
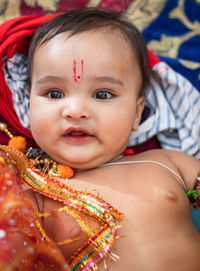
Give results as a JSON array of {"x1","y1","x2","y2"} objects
[
  {"x1": 187, "y1": 174, "x2": 200, "y2": 208},
  {"x1": 0, "y1": 144, "x2": 124, "y2": 270},
  {"x1": 0, "y1": 122, "x2": 74, "y2": 179}
]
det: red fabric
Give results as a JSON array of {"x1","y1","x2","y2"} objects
[
  {"x1": 148, "y1": 48, "x2": 160, "y2": 68},
  {"x1": 133, "y1": 137, "x2": 161, "y2": 154},
  {"x1": 0, "y1": 14, "x2": 161, "y2": 151},
  {"x1": 0, "y1": 14, "x2": 58, "y2": 141},
  {"x1": 122, "y1": 148, "x2": 135, "y2": 155}
]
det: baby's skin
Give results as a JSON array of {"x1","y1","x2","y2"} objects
[
  {"x1": 27, "y1": 12, "x2": 200, "y2": 269},
  {"x1": 27, "y1": 149, "x2": 200, "y2": 271}
]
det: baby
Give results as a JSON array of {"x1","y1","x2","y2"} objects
[{"x1": 4, "y1": 8, "x2": 200, "y2": 271}]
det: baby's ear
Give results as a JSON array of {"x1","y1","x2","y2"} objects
[{"x1": 132, "y1": 96, "x2": 145, "y2": 131}]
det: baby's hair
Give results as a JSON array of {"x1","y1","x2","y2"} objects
[{"x1": 28, "y1": 8, "x2": 151, "y2": 96}]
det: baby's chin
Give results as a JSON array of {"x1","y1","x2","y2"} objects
[
  {"x1": 55, "y1": 159, "x2": 103, "y2": 170},
  {"x1": 50, "y1": 157, "x2": 106, "y2": 171},
  {"x1": 41, "y1": 146, "x2": 124, "y2": 170}
]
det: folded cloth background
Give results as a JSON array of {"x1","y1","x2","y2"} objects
[
  {"x1": 0, "y1": 0, "x2": 199, "y2": 90},
  {"x1": 0, "y1": 0, "x2": 199, "y2": 157}
]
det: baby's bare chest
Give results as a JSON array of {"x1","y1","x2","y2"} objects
[
  {"x1": 69, "y1": 165, "x2": 188, "y2": 215},
  {"x1": 29, "y1": 167, "x2": 194, "y2": 270}
]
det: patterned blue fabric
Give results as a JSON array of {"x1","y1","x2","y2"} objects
[{"x1": 142, "y1": 0, "x2": 200, "y2": 92}]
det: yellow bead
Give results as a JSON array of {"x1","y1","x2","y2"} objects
[
  {"x1": 52, "y1": 163, "x2": 57, "y2": 169},
  {"x1": 0, "y1": 156, "x2": 6, "y2": 164},
  {"x1": 44, "y1": 158, "x2": 50, "y2": 164},
  {"x1": 0, "y1": 123, "x2": 7, "y2": 131},
  {"x1": 8, "y1": 132, "x2": 13, "y2": 138}
]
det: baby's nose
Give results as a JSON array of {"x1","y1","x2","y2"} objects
[{"x1": 63, "y1": 97, "x2": 90, "y2": 120}]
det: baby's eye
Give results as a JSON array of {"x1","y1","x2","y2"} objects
[
  {"x1": 93, "y1": 90, "x2": 114, "y2": 100},
  {"x1": 47, "y1": 90, "x2": 64, "y2": 99}
]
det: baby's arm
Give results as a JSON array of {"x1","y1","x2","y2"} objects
[
  {"x1": 166, "y1": 150, "x2": 200, "y2": 207},
  {"x1": 165, "y1": 150, "x2": 200, "y2": 188}
]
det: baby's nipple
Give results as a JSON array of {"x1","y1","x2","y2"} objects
[{"x1": 166, "y1": 191, "x2": 179, "y2": 202}]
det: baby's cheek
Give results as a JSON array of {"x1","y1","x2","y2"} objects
[
  {"x1": 109, "y1": 119, "x2": 132, "y2": 143},
  {"x1": 30, "y1": 119, "x2": 46, "y2": 150},
  {"x1": 30, "y1": 106, "x2": 48, "y2": 139}
]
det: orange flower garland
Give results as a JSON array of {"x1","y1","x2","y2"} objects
[
  {"x1": 0, "y1": 122, "x2": 73, "y2": 179},
  {"x1": 57, "y1": 164, "x2": 74, "y2": 178},
  {"x1": 8, "y1": 136, "x2": 27, "y2": 152}
]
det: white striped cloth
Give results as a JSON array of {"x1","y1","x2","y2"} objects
[
  {"x1": 128, "y1": 62, "x2": 200, "y2": 159},
  {"x1": 3, "y1": 52, "x2": 30, "y2": 129},
  {"x1": 3, "y1": 53, "x2": 200, "y2": 158}
]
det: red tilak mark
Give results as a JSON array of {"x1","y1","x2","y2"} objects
[{"x1": 73, "y1": 60, "x2": 84, "y2": 83}]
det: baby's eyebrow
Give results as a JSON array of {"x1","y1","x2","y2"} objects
[
  {"x1": 35, "y1": 75, "x2": 124, "y2": 87},
  {"x1": 35, "y1": 75, "x2": 63, "y2": 85},
  {"x1": 94, "y1": 76, "x2": 124, "y2": 86}
]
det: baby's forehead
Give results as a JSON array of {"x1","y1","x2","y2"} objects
[
  {"x1": 31, "y1": 27, "x2": 143, "y2": 95},
  {"x1": 35, "y1": 29, "x2": 139, "y2": 72},
  {"x1": 40, "y1": 28, "x2": 138, "y2": 62}
]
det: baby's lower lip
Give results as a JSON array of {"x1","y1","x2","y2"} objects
[{"x1": 63, "y1": 134, "x2": 94, "y2": 143}]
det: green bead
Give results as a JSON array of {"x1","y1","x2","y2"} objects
[{"x1": 187, "y1": 190, "x2": 199, "y2": 199}]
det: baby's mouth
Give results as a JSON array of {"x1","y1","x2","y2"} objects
[
  {"x1": 68, "y1": 131, "x2": 87, "y2": 136},
  {"x1": 63, "y1": 128, "x2": 94, "y2": 143}
]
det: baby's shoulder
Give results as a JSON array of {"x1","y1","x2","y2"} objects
[
  {"x1": 121, "y1": 149, "x2": 199, "y2": 193},
  {"x1": 132, "y1": 149, "x2": 199, "y2": 189},
  {"x1": 119, "y1": 149, "x2": 178, "y2": 179},
  {"x1": 97, "y1": 149, "x2": 184, "y2": 195}
]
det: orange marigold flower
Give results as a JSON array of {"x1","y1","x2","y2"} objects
[
  {"x1": 57, "y1": 164, "x2": 74, "y2": 179},
  {"x1": 8, "y1": 136, "x2": 27, "y2": 152}
]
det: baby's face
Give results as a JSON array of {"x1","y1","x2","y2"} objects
[{"x1": 29, "y1": 30, "x2": 144, "y2": 169}]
